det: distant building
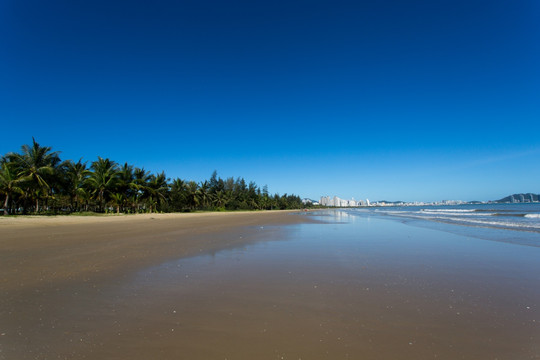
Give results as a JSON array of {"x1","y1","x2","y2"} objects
[
  {"x1": 319, "y1": 196, "x2": 331, "y2": 206},
  {"x1": 319, "y1": 195, "x2": 362, "y2": 207}
]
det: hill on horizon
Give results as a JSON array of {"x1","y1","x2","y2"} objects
[{"x1": 495, "y1": 193, "x2": 539, "y2": 203}]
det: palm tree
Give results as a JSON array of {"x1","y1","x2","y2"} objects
[
  {"x1": 0, "y1": 162, "x2": 24, "y2": 215},
  {"x1": 114, "y1": 163, "x2": 137, "y2": 213},
  {"x1": 109, "y1": 193, "x2": 125, "y2": 214},
  {"x1": 88, "y1": 157, "x2": 118, "y2": 212},
  {"x1": 212, "y1": 190, "x2": 227, "y2": 209},
  {"x1": 117, "y1": 163, "x2": 135, "y2": 195},
  {"x1": 78, "y1": 188, "x2": 92, "y2": 212},
  {"x1": 62, "y1": 159, "x2": 91, "y2": 212},
  {"x1": 145, "y1": 172, "x2": 169, "y2": 213},
  {"x1": 198, "y1": 181, "x2": 210, "y2": 209},
  {"x1": 185, "y1": 181, "x2": 200, "y2": 211},
  {"x1": 132, "y1": 167, "x2": 151, "y2": 212},
  {"x1": 170, "y1": 178, "x2": 187, "y2": 211},
  {"x1": 127, "y1": 193, "x2": 139, "y2": 213},
  {"x1": 8, "y1": 139, "x2": 60, "y2": 213}
]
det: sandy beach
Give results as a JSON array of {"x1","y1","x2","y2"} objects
[
  {"x1": 1, "y1": 209, "x2": 539, "y2": 359},
  {"x1": 0, "y1": 211, "x2": 310, "y2": 292},
  {"x1": 1, "y1": 211, "x2": 316, "y2": 359}
]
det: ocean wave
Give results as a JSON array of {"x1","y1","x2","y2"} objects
[
  {"x1": 356, "y1": 205, "x2": 540, "y2": 237},
  {"x1": 429, "y1": 215, "x2": 540, "y2": 231},
  {"x1": 421, "y1": 209, "x2": 475, "y2": 213},
  {"x1": 445, "y1": 217, "x2": 540, "y2": 229},
  {"x1": 376, "y1": 210, "x2": 540, "y2": 232},
  {"x1": 420, "y1": 210, "x2": 490, "y2": 217}
]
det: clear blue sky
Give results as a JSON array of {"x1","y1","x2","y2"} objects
[{"x1": 1, "y1": 0, "x2": 539, "y2": 202}]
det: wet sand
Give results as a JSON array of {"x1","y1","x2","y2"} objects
[
  {"x1": 1, "y1": 210, "x2": 539, "y2": 359},
  {"x1": 0, "y1": 211, "x2": 311, "y2": 359},
  {"x1": 0, "y1": 211, "x2": 308, "y2": 292}
]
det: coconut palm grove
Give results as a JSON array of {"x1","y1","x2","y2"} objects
[{"x1": 0, "y1": 139, "x2": 306, "y2": 215}]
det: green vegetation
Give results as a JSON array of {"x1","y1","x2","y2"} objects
[{"x1": 0, "y1": 139, "x2": 307, "y2": 215}]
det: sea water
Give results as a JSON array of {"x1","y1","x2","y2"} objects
[{"x1": 350, "y1": 203, "x2": 540, "y2": 247}]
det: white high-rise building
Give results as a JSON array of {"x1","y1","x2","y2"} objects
[{"x1": 319, "y1": 195, "x2": 362, "y2": 207}]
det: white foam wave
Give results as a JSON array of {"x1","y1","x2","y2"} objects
[
  {"x1": 421, "y1": 209, "x2": 476, "y2": 213},
  {"x1": 370, "y1": 207, "x2": 540, "y2": 232},
  {"x1": 420, "y1": 210, "x2": 489, "y2": 217},
  {"x1": 422, "y1": 216, "x2": 540, "y2": 231}
]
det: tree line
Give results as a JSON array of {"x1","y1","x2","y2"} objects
[{"x1": 0, "y1": 139, "x2": 308, "y2": 215}]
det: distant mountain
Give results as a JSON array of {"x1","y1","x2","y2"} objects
[{"x1": 495, "y1": 193, "x2": 539, "y2": 203}]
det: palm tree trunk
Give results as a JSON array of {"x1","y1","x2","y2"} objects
[
  {"x1": 3, "y1": 194, "x2": 9, "y2": 216},
  {"x1": 35, "y1": 198, "x2": 39, "y2": 214},
  {"x1": 99, "y1": 190, "x2": 104, "y2": 212}
]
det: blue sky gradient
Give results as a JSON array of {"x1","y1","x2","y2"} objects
[{"x1": 1, "y1": 0, "x2": 539, "y2": 202}]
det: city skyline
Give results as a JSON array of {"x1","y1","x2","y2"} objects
[
  {"x1": 1, "y1": 0, "x2": 539, "y2": 202},
  {"x1": 315, "y1": 193, "x2": 540, "y2": 207}
]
